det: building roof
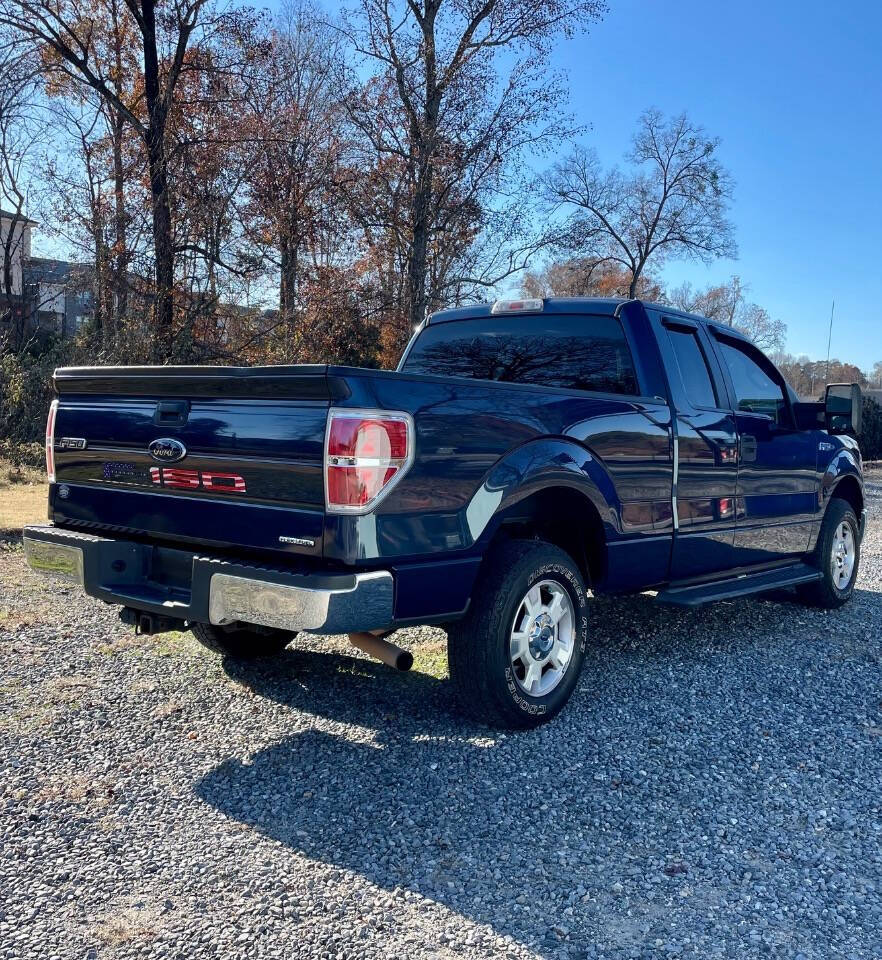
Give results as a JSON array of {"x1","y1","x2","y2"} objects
[{"x1": 0, "y1": 208, "x2": 37, "y2": 226}]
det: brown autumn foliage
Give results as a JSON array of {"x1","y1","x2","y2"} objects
[{"x1": 1, "y1": 0, "x2": 876, "y2": 452}]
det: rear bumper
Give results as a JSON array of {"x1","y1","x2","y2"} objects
[{"x1": 22, "y1": 525, "x2": 393, "y2": 636}]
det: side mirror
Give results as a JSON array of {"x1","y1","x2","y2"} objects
[{"x1": 825, "y1": 383, "x2": 862, "y2": 435}]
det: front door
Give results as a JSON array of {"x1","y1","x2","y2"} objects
[{"x1": 710, "y1": 333, "x2": 818, "y2": 565}]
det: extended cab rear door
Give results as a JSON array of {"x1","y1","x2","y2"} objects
[{"x1": 651, "y1": 314, "x2": 740, "y2": 578}]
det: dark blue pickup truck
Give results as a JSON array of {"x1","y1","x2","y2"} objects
[{"x1": 24, "y1": 297, "x2": 866, "y2": 727}]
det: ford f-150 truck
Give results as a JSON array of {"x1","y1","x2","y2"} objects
[{"x1": 23, "y1": 297, "x2": 866, "y2": 728}]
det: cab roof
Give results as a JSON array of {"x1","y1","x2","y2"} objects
[
  {"x1": 426, "y1": 297, "x2": 628, "y2": 324},
  {"x1": 426, "y1": 297, "x2": 755, "y2": 347}
]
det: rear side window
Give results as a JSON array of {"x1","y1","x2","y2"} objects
[
  {"x1": 717, "y1": 339, "x2": 788, "y2": 425},
  {"x1": 666, "y1": 327, "x2": 718, "y2": 408},
  {"x1": 401, "y1": 314, "x2": 639, "y2": 395}
]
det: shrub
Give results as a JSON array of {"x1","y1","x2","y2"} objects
[
  {"x1": 0, "y1": 341, "x2": 72, "y2": 448},
  {"x1": 860, "y1": 396, "x2": 882, "y2": 460}
]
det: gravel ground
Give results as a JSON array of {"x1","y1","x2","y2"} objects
[{"x1": 2, "y1": 479, "x2": 881, "y2": 960}]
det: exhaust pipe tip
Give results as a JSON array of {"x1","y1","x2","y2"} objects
[
  {"x1": 394, "y1": 649, "x2": 414, "y2": 672},
  {"x1": 349, "y1": 631, "x2": 413, "y2": 671}
]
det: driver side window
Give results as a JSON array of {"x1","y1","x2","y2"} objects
[{"x1": 718, "y1": 340, "x2": 788, "y2": 425}]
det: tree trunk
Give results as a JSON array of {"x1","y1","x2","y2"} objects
[
  {"x1": 110, "y1": 0, "x2": 128, "y2": 334},
  {"x1": 279, "y1": 208, "x2": 303, "y2": 327},
  {"x1": 145, "y1": 130, "x2": 174, "y2": 360},
  {"x1": 2, "y1": 216, "x2": 24, "y2": 350},
  {"x1": 141, "y1": 0, "x2": 174, "y2": 362},
  {"x1": 407, "y1": 3, "x2": 441, "y2": 331},
  {"x1": 111, "y1": 116, "x2": 128, "y2": 330},
  {"x1": 279, "y1": 235, "x2": 293, "y2": 320},
  {"x1": 407, "y1": 153, "x2": 431, "y2": 329},
  {"x1": 92, "y1": 227, "x2": 107, "y2": 338}
]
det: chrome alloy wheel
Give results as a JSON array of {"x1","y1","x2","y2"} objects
[
  {"x1": 830, "y1": 520, "x2": 856, "y2": 590},
  {"x1": 509, "y1": 579, "x2": 575, "y2": 697}
]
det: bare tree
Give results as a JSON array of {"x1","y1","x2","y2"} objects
[
  {"x1": 668, "y1": 275, "x2": 786, "y2": 352},
  {"x1": 544, "y1": 109, "x2": 737, "y2": 298},
  {"x1": 340, "y1": 0, "x2": 606, "y2": 338},
  {"x1": 0, "y1": 42, "x2": 43, "y2": 347},
  {"x1": 522, "y1": 255, "x2": 664, "y2": 301},
  {"x1": 239, "y1": 1, "x2": 345, "y2": 323},
  {"x1": 0, "y1": 0, "x2": 214, "y2": 358}
]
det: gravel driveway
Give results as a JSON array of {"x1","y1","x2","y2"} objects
[{"x1": 3, "y1": 478, "x2": 881, "y2": 960}]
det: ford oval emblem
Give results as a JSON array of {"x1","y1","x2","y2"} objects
[{"x1": 148, "y1": 438, "x2": 187, "y2": 463}]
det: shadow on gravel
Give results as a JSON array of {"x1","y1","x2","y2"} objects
[{"x1": 196, "y1": 588, "x2": 882, "y2": 957}]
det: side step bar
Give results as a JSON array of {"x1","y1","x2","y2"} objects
[{"x1": 655, "y1": 562, "x2": 821, "y2": 608}]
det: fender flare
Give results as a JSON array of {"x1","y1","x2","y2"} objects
[
  {"x1": 821, "y1": 447, "x2": 864, "y2": 513},
  {"x1": 461, "y1": 437, "x2": 622, "y2": 550}
]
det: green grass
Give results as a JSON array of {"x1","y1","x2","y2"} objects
[{"x1": 411, "y1": 640, "x2": 449, "y2": 679}]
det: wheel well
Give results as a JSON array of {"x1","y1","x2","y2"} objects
[
  {"x1": 486, "y1": 486, "x2": 606, "y2": 586},
  {"x1": 831, "y1": 475, "x2": 863, "y2": 518}
]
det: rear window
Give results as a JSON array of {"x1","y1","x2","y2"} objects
[{"x1": 401, "y1": 314, "x2": 639, "y2": 395}]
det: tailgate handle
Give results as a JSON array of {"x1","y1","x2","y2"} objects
[{"x1": 153, "y1": 400, "x2": 190, "y2": 426}]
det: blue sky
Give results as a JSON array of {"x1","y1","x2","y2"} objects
[{"x1": 551, "y1": 0, "x2": 882, "y2": 368}]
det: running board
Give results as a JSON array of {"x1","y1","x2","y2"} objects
[{"x1": 655, "y1": 563, "x2": 822, "y2": 608}]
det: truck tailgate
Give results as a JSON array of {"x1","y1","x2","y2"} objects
[{"x1": 48, "y1": 365, "x2": 346, "y2": 560}]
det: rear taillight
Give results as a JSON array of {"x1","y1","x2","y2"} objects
[
  {"x1": 45, "y1": 399, "x2": 58, "y2": 482},
  {"x1": 325, "y1": 409, "x2": 413, "y2": 513}
]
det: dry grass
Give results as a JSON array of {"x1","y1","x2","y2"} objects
[
  {"x1": 91, "y1": 902, "x2": 163, "y2": 947},
  {"x1": 411, "y1": 638, "x2": 449, "y2": 679},
  {"x1": 0, "y1": 459, "x2": 48, "y2": 535}
]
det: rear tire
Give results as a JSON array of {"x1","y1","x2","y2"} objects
[
  {"x1": 447, "y1": 539, "x2": 589, "y2": 729},
  {"x1": 191, "y1": 622, "x2": 294, "y2": 658},
  {"x1": 796, "y1": 498, "x2": 860, "y2": 609}
]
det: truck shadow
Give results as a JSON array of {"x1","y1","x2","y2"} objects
[{"x1": 195, "y1": 586, "x2": 882, "y2": 956}]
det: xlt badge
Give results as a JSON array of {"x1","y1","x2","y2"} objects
[{"x1": 279, "y1": 536, "x2": 316, "y2": 547}]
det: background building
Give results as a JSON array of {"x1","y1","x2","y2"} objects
[{"x1": 0, "y1": 209, "x2": 93, "y2": 341}]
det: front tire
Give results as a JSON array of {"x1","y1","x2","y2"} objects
[
  {"x1": 191, "y1": 622, "x2": 294, "y2": 659},
  {"x1": 447, "y1": 540, "x2": 589, "y2": 729},
  {"x1": 796, "y1": 498, "x2": 860, "y2": 609}
]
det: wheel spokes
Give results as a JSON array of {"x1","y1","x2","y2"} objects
[
  {"x1": 524, "y1": 586, "x2": 542, "y2": 617},
  {"x1": 509, "y1": 579, "x2": 579, "y2": 698},
  {"x1": 524, "y1": 659, "x2": 542, "y2": 693},
  {"x1": 548, "y1": 639, "x2": 570, "y2": 672},
  {"x1": 510, "y1": 630, "x2": 529, "y2": 661},
  {"x1": 547, "y1": 590, "x2": 565, "y2": 624}
]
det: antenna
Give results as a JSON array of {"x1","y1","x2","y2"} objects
[{"x1": 824, "y1": 299, "x2": 835, "y2": 389}]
